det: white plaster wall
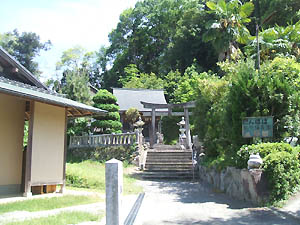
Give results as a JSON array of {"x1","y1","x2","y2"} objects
[
  {"x1": 31, "y1": 102, "x2": 66, "y2": 184},
  {"x1": 0, "y1": 94, "x2": 25, "y2": 185}
]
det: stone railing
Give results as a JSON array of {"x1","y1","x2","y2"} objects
[{"x1": 69, "y1": 132, "x2": 138, "y2": 148}]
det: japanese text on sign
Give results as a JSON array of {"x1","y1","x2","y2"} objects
[{"x1": 242, "y1": 117, "x2": 273, "y2": 138}]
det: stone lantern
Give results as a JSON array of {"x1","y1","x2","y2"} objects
[
  {"x1": 247, "y1": 153, "x2": 263, "y2": 169},
  {"x1": 248, "y1": 153, "x2": 263, "y2": 183},
  {"x1": 177, "y1": 117, "x2": 187, "y2": 149},
  {"x1": 134, "y1": 116, "x2": 145, "y2": 134}
]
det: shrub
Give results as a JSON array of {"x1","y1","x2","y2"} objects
[
  {"x1": 92, "y1": 89, "x2": 122, "y2": 134},
  {"x1": 67, "y1": 145, "x2": 136, "y2": 163},
  {"x1": 125, "y1": 108, "x2": 140, "y2": 131},
  {"x1": 194, "y1": 57, "x2": 300, "y2": 165},
  {"x1": 94, "y1": 103, "x2": 119, "y2": 112},
  {"x1": 237, "y1": 143, "x2": 300, "y2": 204}
]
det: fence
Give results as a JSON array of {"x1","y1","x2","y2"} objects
[{"x1": 69, "y1": 132, "x2": 138, "y2": 148}]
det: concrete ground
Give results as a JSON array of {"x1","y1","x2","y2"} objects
[
  {"x1": 134, "y1": 179, "x2": 300, "y2": 225},
  {"x1": 2, "y1": 180, "x2": 300, "y2": 225}
]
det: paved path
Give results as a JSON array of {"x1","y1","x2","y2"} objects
[{"x1": 134, "y1": 180, "x2": 300, "y2": 225}]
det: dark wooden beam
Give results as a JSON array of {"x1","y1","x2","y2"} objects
[
  {"x1": 73, "y1": 107, "x2": 83, "y2": 116},
  {"x1": 141, "y1": 101, "x2": 196, "y2": 109},
  {"x1": 24, "y1": 101, "x2": 34, "y2": 197}
]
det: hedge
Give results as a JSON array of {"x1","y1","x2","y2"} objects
[{"x1": 237, "y1": 143, "x2": 300, "y2": 204}]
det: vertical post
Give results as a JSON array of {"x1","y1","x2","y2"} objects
[
  {"x1": 105, "y1": 159, "x2": 123, "y2": 225},
  {"x1": 150, "y1": 108, "x2": 156, "y2": 149},
  {"x1": 24, "y1": 101, "x2": 34, "y2": 197},
  {"x1": 184, "y1": 107, "x2": 191, "y2": 150},
  {"x1": 61, "y1": 109, "x2": 68, "y2": 193}
]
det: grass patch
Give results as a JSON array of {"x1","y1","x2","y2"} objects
[
  {"x1": 0, "y1": 195, "x2": 102, "y2": 214},
  {"x1": 66, "y1": 160, "x2": 143, "y2": 195},
  {"x1": 5, "y1": 211, "x2": 103, "y2": 225}
]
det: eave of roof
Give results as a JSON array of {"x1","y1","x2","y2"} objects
[
  {"x1": 0, "y1": 77, "x2": 106, "y2": 117},
  {"x1": 0, "y1": 47, "x2": 48, "y2": 89}
]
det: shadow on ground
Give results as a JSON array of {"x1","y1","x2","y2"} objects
[{"x1": 158, "y1": 207, "x2": 300, "y2": 225}]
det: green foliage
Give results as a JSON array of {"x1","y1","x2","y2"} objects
[
  {"x1": 100, "y1": 0, "x2": 218, "y2": 89},
  {"x1": 23, "y1": 121, "x2": 28, "y2": 147},
  {"x1": 92, "y1": 89, "x2": 122, "y2": 134},
  {"x1": 195, "y1": 57, "x2": 300, "y2": 168},
  {"x1": 125, "y1": 108, "x2": 140, "y2": 130},
  {"x1": 193, "y1": 74, "x2": 230, "y2": 157},
  {"x1": 259, "y1": 0, "x2": 300, "y2": 28},
  {"x1": 226, "y1": 57, "x2": 300, "y2": 147},
  {"x1": 92, "y1": 89, "x2": 117, "y2": 104},
  {"x1": 6, "y1": 211, "x2": 102, "y2": 225},
  {"x1": 174, "y1": 64, "x2": 213, "y2": 103},
  {"x1": 66, "y1": 160, "x2": 143, "y2": 195},
  {"x1": 245, "y1": 21, "x2": 300, "y2": 62},
  {"x1": 101, "y1": 112, "x2": 120, "y2": 121},
  {"x1": 121, "y1": 65, "x2": 164, "y2": 89},
  {"x1": 161, "y1": 116, "x2": 181, "y2": 145},
  {"x1": 49, "y1": 46, "x2": 94, "y2": 105},
  {"x1": 203, "y1": 0, "x2": 254, "y2": 60},
  {"x1": 92, "y1": 120, "x2": 122, "y2": 133},
  {"x1": 68, "y1": 145, "x2": 136, "y2": 163},
  {"x1": 237, "y1": 143, "x2": 300, "y2": 204},
  {"x1": 0, "y1": 29, "x2": 51, "y2": 76},
  {"x1": 62, "y1": 69, "x2": 92, "y2": 104},
  {"x1": 163, "y1": 70, "x2": 183, "y2": 102},
  {"x1": 67, "y1": 118, "x2": 90, "y2": 137},
  {"x1": 0, "y1": 195, "x2": 101, "y2": 214},
  {"x1": 93, "y1": 103, "x2": 119, "y2": 112}
]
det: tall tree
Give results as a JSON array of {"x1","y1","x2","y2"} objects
[
  {"x1": 259, "y1": 0, "x2": 300, "y2": 28},
  {"x1": 100, "y1": 0, "x2": 215, "y2": 89},
  {"x1": 0, "y1": 29, "x2": 51, "y2": 76},
  {"x1": 52, "y1": 46, "x2": 93, "y2": 104},
  {"x1": 203, "y1": 0, "x2": 254, "y2": 61}
]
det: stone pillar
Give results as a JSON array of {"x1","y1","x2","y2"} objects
[
  {"x1": 184, "y1": 107, "x2": 191, "y2": 149},
  {"x1": 150, "y1": 108, "x2": 156, "y2": 149},
  {"x1": 105, "y1": 159, "x2": 123, "y2": 225}
]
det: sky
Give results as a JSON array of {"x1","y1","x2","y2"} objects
[{"x1": 0, "y1": 0, "x2": 139, "y2": 81}]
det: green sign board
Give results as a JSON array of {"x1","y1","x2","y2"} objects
[{"x1": 242, "y1": 116, "x2": 273, "y2": 138}]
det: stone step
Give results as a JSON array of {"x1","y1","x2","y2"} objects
[
  {"x1": 148, "y1": 150, "x2": 192, "y2": 153},
  {"x1": 146, "y1": 160, "x2": 192, "y2": 164},
  {"x1": 141, "y1": 171, "x2": 198, "y2": 179},
  {"x1": 143, "y1": 146, "x2": 195, "y2": 179},
  {"x1": 147, "y1": 152, "x2": 192, "y2": 156},
  {"x1": 147, "y1": 152, "x2": 192, "y2": 158},
  {"x1": 152, "y1": 144, "x2": 182, "y2": 150},
  {"x1": 146, "y1": 156, "x2": 192, "y2": 160},
  {"x1": 145, "y1": 166, "x2": 193, "y2": 171},
  {"x1": 145, "y1": 162, "x2": 193, "y2": 165}
]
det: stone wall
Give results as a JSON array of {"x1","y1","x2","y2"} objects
[{"x1": 198, "y1": 166, "x2": 269, "y2": 205}]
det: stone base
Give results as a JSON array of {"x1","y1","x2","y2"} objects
[
  {"x1": 198, "y1": 166, "x2": 269, "y2": 205},
  {"x1": 0, "y1": 184, "x2": 21, "y2": 195}
]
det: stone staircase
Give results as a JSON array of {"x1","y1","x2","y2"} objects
[{"x1": 142, "y1": 144, "x2": 196, "y2": 179}]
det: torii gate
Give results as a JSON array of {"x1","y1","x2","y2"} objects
[{"x1": 140, "y1": 101, "x2": 196, "y2": 149}]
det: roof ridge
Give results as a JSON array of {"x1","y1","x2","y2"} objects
[{"x1": 113, "y1": 87, "x2": 165, "y2": 91}]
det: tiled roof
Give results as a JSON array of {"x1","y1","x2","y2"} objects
[
  {"x1": 113, "y1": 88, "x2": 168, "y2": 112},
  {"x1": 0, "y1": 76, "x2": 106, "y2": 117}
]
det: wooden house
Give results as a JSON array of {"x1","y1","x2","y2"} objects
[{"x1": 0, "y1": 47, "x2": 106, "y2": 197}]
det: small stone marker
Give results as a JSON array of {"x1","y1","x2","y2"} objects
[{"x1": 105, "y1": 158, "x2": 123, "y2": 225}]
